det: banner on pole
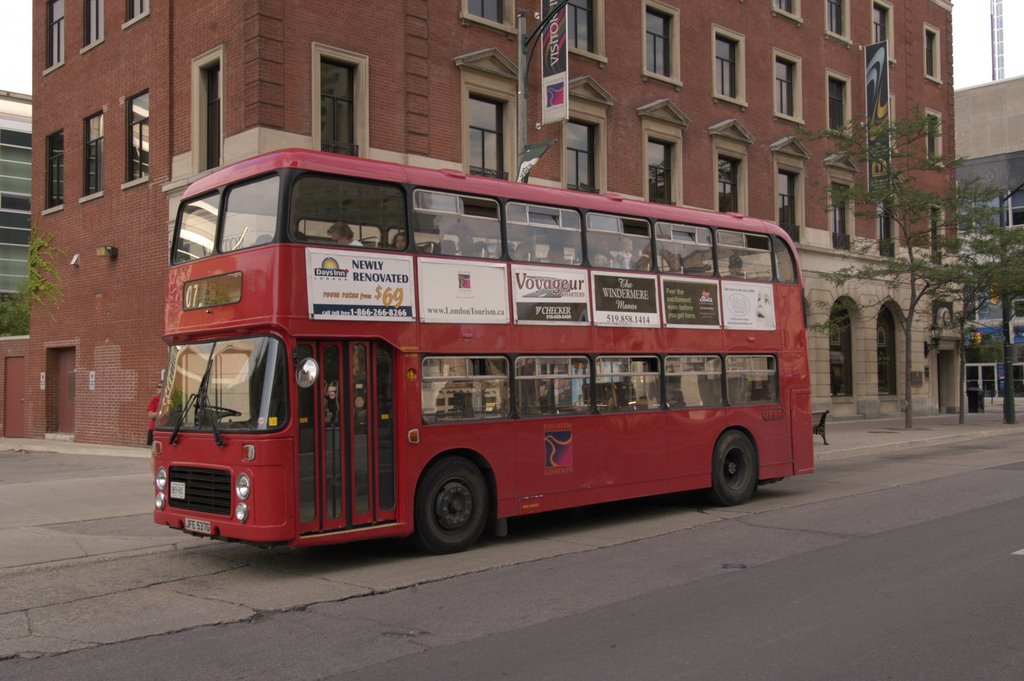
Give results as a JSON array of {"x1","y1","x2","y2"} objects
[
  {"x1": 865, "y1": 41, "x2": 891, "y2": 190},
  {"x1": 541, "y1": 0, "x2": 569, "y2": 125}
]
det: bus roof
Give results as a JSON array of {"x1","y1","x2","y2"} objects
[{"x1": 182, "y1": 148, "x2": 792, "y2": 243}]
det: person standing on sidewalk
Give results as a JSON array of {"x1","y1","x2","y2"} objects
[{"x1": 146, "y1": 381, "x2": 163, "y2": 446}]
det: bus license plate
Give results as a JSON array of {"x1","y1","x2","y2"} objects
[
  {"x1": 170, "y1": 481, "x2": 186, "y2": 500},
  {"x1": 184, "y1": 518, "x2": 211, "y2": 535}
]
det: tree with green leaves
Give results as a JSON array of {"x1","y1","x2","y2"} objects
[
  {"x1": 811, "y1": 109, "x2": 988, "y2": 429},
  {"x1": 0, "y1": 233, "x2": 63, "y2": 336},
  {"x1": 951, "y1": 184, "x2": 1024, "y2": 424}
]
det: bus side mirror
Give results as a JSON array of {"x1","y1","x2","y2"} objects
[{"x1": 295, "y1": 357, "x2": 319, "y2": 388}]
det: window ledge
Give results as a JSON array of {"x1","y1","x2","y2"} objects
[
  {"x1": 570, "y1": 47, "x2": 608, "y2": 67},
  {"x1": 824, "y1": 31, "x2": 852, "y2": 48},
  {"x1": 122, "y1": 11, "x2": 151, "y2": 31},
  {"x1": 770, "y1": 9, "x2": 803, "y2": 26},
  {"x1": 41, "y1": 204, "x2": 64, "y2": 216},
  {"x1": 642, "y1": 71, "x2": 683, "y2": 91},
  {"x1": 712, "y1": 94, "x2": 748, "y2": 110},
  {"x1": 121, "y1": 176, "x2": 150, "y2": 191},
  {"x1": 80, "y1": 38, "x2": 105, "y2": 56},
  {"x1": 458, "y1": 12, "x2": 515, "y2": 37},
  {"x1": 79, "y1": 191, "x2": 104, "y2": 205},
  {"x1": 773, "y1": 112, "x2": 805, "y2": 126},
  {"x1": 42, "y1": 61, "x2": 64, "y2": 77},
  {"x1": 925, "y1": 74, "x2": 942, "y2": 86}
]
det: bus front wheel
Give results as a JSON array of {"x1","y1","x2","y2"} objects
[
  {"x1": 706, "y1": 431, "x2": 758, "y2": 506},
  {"x1": 414, "y1": 457, "x2": 488, "y2": 554}
]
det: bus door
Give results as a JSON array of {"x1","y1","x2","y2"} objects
[{"x1": 295, "y1": 341, "x2": 397, "y2": 534}]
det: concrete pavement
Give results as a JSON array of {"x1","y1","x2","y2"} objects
[
  {"x1": 0, "y1": 405, "x2": 1018, "y2": 572},
  {"x1": 1, "y1": 408, "x2": 1022, "y2": 661}
]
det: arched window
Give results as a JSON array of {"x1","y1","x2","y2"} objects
[
  {"x1": 877, "y1": 308, "x2": 897, "y2": 396},
  {"x1": 829, "y1": 301, "x2": 852, "y2": 396}
]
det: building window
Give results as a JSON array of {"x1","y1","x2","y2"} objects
[
  {"x1": 830, "y1": 302, "x2": 853, "y2": 397},
  {"x1": 0, "y1": 127, "x2": 32, "y2": 294},
  {"x1": 715, "y1": 35, "x2": 738, "y2": 99},
  {"x1": 925, "y1": 112, "x2": 941, "y2": 161},
  {"x1": 775, "y1": 56, "x2": 796, "y2": 118},
  {"x1": 830, "y1": 183, "x2": 849, "y2": 250},
  {"x1": 46, "y1": 131, "x2": 64, "y2": 208},
  {"x1": 202, "y1": 62, "x2": 221, "y2": 170},
  {"x1": 718, "y1": 156, "x2": 739, "y2": 212},
  {"x1": 127, "y1": 91, "x2": 149, "y2": 181},
  {"x1": 872, "y1": 3, "x2": 890, "y2": 44},
  {"x1": 1007, "y1": 189, "x2": 1024, "y2": 227},
  {"x1": 566, "y1": 121, "x2": 596, "y2": 192},
  {"x1": 645, "y1": 8, "x2": 671, "y2": 77},
  {"x1": 468, "y1": 96, "x2": 505, "y2": 179},
  {"x1": 826, "y1": 0, "x2": 844, "y2": 37},
  {"x1": 878, "y1": 206, "x2": 894, "y2": 257},
  {"x1": 777, "y1": 170, "x2": 797, "y2": 232},
  {"x1": 84, "y1": 113, "x2": 104, "y2": 196},
  {"x1": 568, "y1": 0, "x2": 594, "y2": 52},
  {"x1": 85, "y1": 0, "x2": 104, "y2": 46},
  {"x1": 828, "y1": 76, "x2": 846, "y2": 130},
  {"x1": 126, "y1": 0, "x2": 148, "y2": 21},
  {"x1": 877, "y1": 308, "x2": 897, "y2": 396},
  {"x1": 321, "y1": 60, "x2": 356, "y2": 156},
  {"x1": 775, "y1": 0, "x2": 795, "y2": 14},
  {"x1": 47, "y1": 0, "x2": 65, "y2": 68},
  {"x1": 468, "y1": 0, "x2": 502, "y2": 23},
  {"x1": 924, "y1": 26, "x2": 940, "y2": 80},
  {"x1": 647, "y1": 140, "x2": 672, "y2": 204}
]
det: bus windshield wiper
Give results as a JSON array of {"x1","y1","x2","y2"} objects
[
  {"x1": 194, "y1": 350, "x2": 225, "y2": 447},
  {"x1": 168, "y1": 345, "x2": 224, "y2": 446}
]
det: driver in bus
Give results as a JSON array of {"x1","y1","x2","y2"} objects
[{"x1": 328, "y1": 222, "x2": 362, "y2": 246}]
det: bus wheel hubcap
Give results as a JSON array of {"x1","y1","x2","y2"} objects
[{"x1": 435, "y1": 481, "x2": 473, "y2": 530}]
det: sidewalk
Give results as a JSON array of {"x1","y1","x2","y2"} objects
[
  {"x1": 813, "y1": 400, "x2": 1024, "y2": 460},
  {"x1": 0, "y1": 402, "x2": 1020, "y2": 462}
]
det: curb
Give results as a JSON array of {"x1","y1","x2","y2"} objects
[{"x1": 814, "y1": 428, "x2": 1014, "y2": 461}]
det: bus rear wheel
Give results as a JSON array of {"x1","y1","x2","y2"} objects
[
  {"x1": 706, "y1": 431, "x2": 757, "y2": 506},
  {"x1": 414, "y1": 457, "x2": 488, "y2": 554}
]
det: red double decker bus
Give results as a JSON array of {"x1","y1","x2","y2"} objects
[{"x1": 152, "y1": 149, "x2": 813, "y2": 553}]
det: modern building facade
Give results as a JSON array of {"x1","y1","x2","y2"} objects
[
  {"x1": 955, "y1": 74, "x2": 1024, "y2": 395},
  {"x1": 0, "y1": 90, "x2": 32, "y2": 298},
  {"x1": 27, "y1": 0, "x2": 956, "y2": 445}
]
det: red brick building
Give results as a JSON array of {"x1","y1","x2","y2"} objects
[{"x1": 27, "y1": 0, "x2": 955, "y2": 445}]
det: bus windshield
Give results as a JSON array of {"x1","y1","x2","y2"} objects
[{"x1": 156, "y1": 336, "x2": 288, "y2": 433}]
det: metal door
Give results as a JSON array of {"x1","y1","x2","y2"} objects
[
  {"x1": 295, "y1": 340, "x2": 396, "y2": 534},
  {"x1": 4, "y1": 356, "x2": 25, "y2": 437}
]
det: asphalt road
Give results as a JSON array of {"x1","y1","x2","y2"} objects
[{"x1": 2, "y1": 434, "x2": 1024, "y2": 680}]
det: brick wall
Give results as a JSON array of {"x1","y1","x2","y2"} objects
[{"x1": 30, "y1": 0, "x2": 955, "y2": 444}]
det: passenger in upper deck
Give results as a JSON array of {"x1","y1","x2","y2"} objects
[
  {"x1": 328, "y1": 222, "x2": 362, "y2": 247},
  {"x1": 391, "y1": 232, "x2": 408, "y2": 251}
]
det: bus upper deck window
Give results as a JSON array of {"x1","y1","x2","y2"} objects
[
  {"x1": 717, "y1": 230, "x2": 772, "y2": 281},
  {"x1": 220, "y1": 176, "x2": 281, "y2": 253},
  {"x1": 290, "y1": 176, "x2": 407, "y2": 249},
  {"x1": 772, "y1": 236, "x2": 798, "y2": 283},
  {"x1": 507, "y1": 202, "x2": 582, "y2": 265},
  {"x1": 587, "y1": 214, "x2": 652, "y2": 270},
  {"x1": 174, "y1": 193, "x2": 221, "y2": 263},
  {"x1": 655, "y1": 222, "x2": 713, "y2": 275},
  {"x1": 412, "y1": 190, "x2": 500, "y2": 258}
]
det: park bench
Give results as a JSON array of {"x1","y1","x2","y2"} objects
[{"x1": 812, "y1": 410, "x2": 829, "y2": 445}]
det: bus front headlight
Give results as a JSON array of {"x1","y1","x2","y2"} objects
[
  {"x1": 235, "y1": 503, "x2": 248, "y2": 523},
  {"x1": 235, "y1": 473, "x2": 251, "y2": 500},
  {"x1": 155, "y1": 467, "x2": 167, "y2": 491},
  {"x1": 155, "y1": 492, "x2": 166, "y2": 510}
]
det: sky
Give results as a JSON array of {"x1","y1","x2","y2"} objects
[{"x1": 0, "y1": 1, "x2": 1021, "y2": 95}]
